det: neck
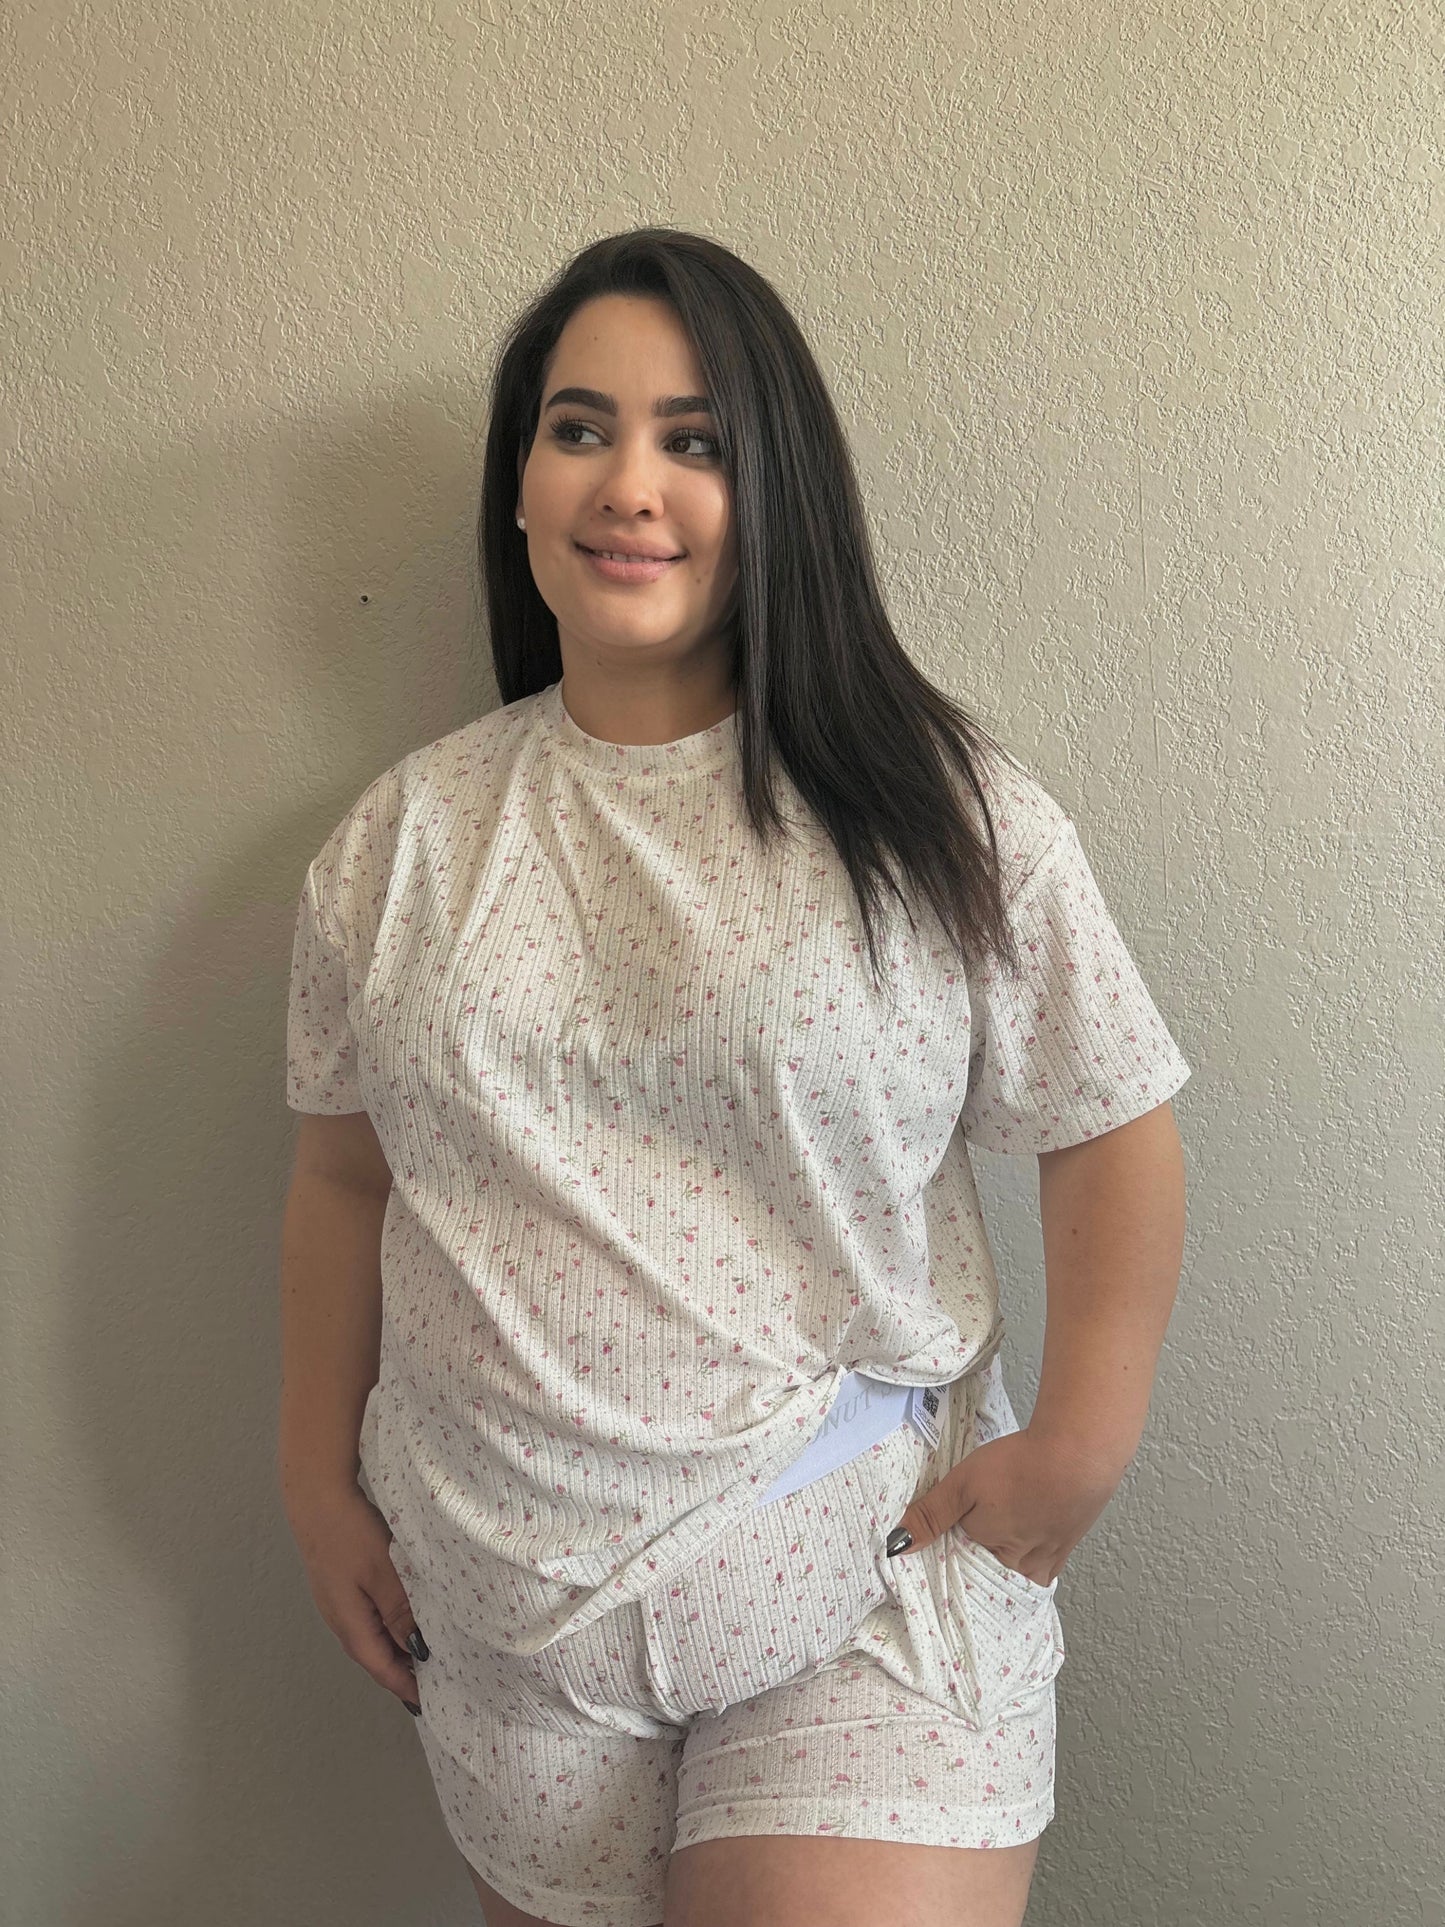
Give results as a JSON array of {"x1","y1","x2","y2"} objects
[{"x1": 557, "y1": 670, "x2": 737, "y2": 748}]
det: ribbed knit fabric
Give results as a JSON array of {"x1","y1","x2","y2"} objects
[
  {"x1": 383, "y1": 1354, "x2": 1063, "y2": 1922},
  {"x1": 285, "y1": 678, "x2": 1191, "y2": 1658}
]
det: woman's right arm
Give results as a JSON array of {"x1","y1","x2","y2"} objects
[
  {"x1": 276, "y1": 1111, "x2": 393, "y2": 1516},
  {"x1": 276, "y1": 1113, "x2": 427, "y2": 1713}
]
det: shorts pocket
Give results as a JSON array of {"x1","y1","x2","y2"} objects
[
  {"x1": 945, "y1": 1528, "x2": 1066, "y2": 1728},
  {"x1": 958, "y1": 1531, "x2": 1059, "y2": 1603}
]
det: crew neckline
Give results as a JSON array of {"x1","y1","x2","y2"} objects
[{"x1": 542, "y1": 678, "x2": 739, "y2": 778}]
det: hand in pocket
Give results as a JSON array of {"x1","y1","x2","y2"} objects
[
  {"x1": 885, "y1": 1426, "x2": 1123, "y2": 1588},
  {"x1": 283, "y1": 1482, "x2": 430, "y2": 1713}
]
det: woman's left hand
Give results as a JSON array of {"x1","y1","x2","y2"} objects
[{"x1": 886, "y1": 1426, "x2": 1128, "y2": 1588}]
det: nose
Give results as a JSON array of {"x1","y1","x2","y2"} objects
[{"x1": 590, "y1": 434, "x2": 667, "y2": 520}]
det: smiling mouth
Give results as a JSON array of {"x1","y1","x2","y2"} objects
[{"x1": 576, "y1": 543, "x2": 684, "y2": 561}]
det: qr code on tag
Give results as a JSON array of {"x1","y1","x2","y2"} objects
[{"x1": 906, "y1": 1384, "x2": 943, "y2": 1450}]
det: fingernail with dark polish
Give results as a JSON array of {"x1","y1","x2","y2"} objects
[
  {"x1": 404, "y1": 1701, "x2": 422, "y2": 1716},
  {"x1": 886, "y1": 1527, "x2": 913, "y2": 1557},
  {"x1": 407, "y1": 1629, "x2": 430, "y2": 1662}
]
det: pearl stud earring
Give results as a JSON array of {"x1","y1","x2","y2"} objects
[{"x1": 516, "y1": 514, "x2": 526, "y2": 529}]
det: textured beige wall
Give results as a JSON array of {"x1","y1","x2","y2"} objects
[{"x1": 6, "y1": 3, "x2": 1442, "y2": 1922}]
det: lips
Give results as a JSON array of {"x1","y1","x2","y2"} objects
[{"x1": 576, "y1": 542, "x2": 683, "y2": 561}]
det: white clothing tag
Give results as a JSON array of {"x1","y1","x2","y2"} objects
[
  {"x1": 905, "y1": 1381, "x2": 946, "y2": 1451},
  {"x1": 755, "y1": 1371, "x2": 911, "y2": 1506}
]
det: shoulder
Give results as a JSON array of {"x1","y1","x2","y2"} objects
[
  {"x1": 396, "y1": 685, "x2": 551, "y2": 793},
  {"x1": 300, "y1": 689, "x2": 554, "y2": 944},
  {"x1": 311, "y1": 689, "x2": 549, "y2": 864},
  {"x1": 965, "y1": 738, "x2": 1074, "y2": 906}
]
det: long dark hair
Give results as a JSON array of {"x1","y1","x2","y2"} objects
[{"x1": 478, "y1": 227, "x2": 1025, "y2": 990}]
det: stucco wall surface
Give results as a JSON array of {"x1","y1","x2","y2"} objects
[{"x1": 5, "y1": 2, "x2": 1441, "y2": 1923}]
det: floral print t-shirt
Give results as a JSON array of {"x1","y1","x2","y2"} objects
[{"x1": 285, "y1": 679, "x2": 1191, "y2": 1654}]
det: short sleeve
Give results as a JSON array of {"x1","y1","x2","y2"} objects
[
  {"x1": 283, "y1": 760, "x2": 404, "y2": 1116},
  {"x1": 285, "y1": 862, "x2": 366, "y2": 1113},
  {"x1": 958, "y1": 814, "x2": 1192, "y2": 1154}
]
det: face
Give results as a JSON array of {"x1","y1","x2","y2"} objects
[{"x1": 516, "y1": 294, "x2": 739, "y2": 675}]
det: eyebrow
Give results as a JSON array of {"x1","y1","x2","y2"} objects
[{"x1": 542, "y1": 386, "x2": 714, "y2": 419}]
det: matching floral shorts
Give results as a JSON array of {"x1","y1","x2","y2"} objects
[{"x1": 394, "y1": 1356, "x2": 1065, "y2": 1927}]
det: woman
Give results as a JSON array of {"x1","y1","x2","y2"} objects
[{"x1": 279, "y1": 227, "x2": 1190, "y2": 1927}]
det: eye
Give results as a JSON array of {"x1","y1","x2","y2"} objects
[
  {"x1": 548, "y1": 417, "x2": 721, "y2": 458},
  {"x1": 671, "y1": 428, "x2": 722, "y2": 457},
  {"x1": 548, "y1": 415, "x2": 601, "y2": 447}
]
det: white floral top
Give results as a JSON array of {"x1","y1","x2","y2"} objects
[{"x1": 285, "y1": 680, "x2": 1190, "y2": 1653}]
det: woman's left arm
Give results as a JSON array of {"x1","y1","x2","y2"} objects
[
  {"x1": 1028, "y1": 1098, "x2": 1188, "y2": 1482},
  {"x1": 887, "y1": 1098, "x2": 1188, "y2": 1574}
]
